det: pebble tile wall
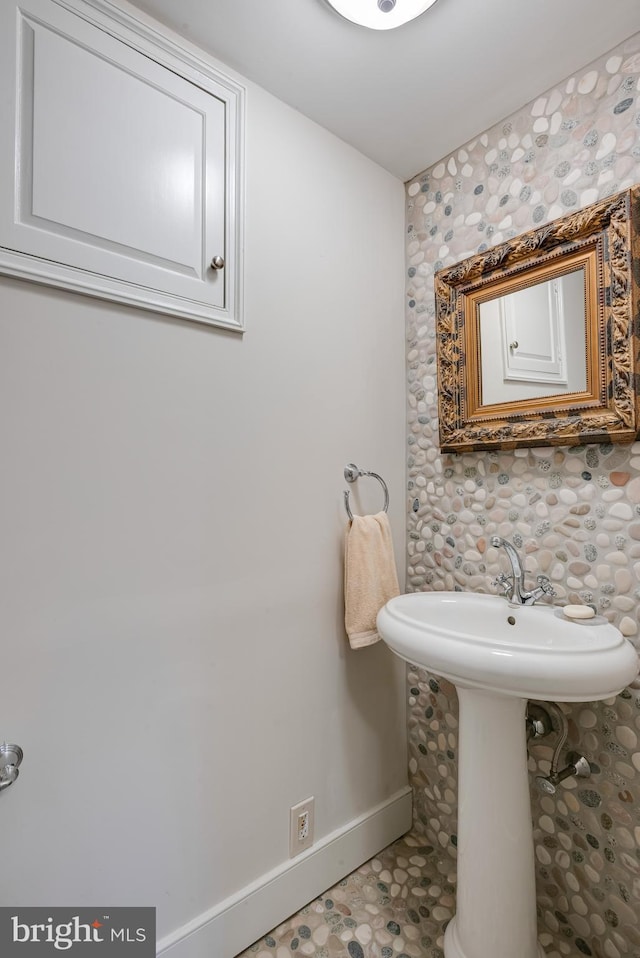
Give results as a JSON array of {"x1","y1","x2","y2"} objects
[
  {"x1": 405, "y1": 29, "x2": 640, "y2": 958},
  {"x1": 239, "y1": 32, "x2": 640, "y2": 958}
]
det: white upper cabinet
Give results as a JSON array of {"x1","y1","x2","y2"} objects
[{"x1": 0, "y1": 0, "x2": 244, "y2": 330}]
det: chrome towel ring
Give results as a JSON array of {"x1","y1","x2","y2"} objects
[{"x1": 343, "y1": 463, "x2": 389, "y2": 520}]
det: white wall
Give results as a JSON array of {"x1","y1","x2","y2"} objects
[{"x1": 0, "y1": 13, "x2": 407, "y2": 955}]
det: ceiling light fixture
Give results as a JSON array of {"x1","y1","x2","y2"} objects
[{"x1": 324, "y1": 0, "x2": 438, "y2": 30}]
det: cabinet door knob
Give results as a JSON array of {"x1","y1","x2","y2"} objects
[{"x1": 210, "y1": 255, "x2": 225, "y2": 270}]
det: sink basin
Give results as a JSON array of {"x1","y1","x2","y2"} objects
[
  {"x1": 376, "y1": 590, "x2": 639, "y2": 958},
  {"x1": 376, "y1": 591, "x2": 639, "y2": 701}
]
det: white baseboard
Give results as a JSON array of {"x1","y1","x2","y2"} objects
[{"x1": 157, "y1": 786, "x2": 413, "y2": 958}]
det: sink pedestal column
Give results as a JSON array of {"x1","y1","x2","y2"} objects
[{"x1": 443, "y1": 687, "x2": 544, "y2": 958}]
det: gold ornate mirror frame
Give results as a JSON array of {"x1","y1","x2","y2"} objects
[{"x1": 434, "y1": 186, "x2": 640, "y2": 452}]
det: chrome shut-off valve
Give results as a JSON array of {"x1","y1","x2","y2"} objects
[
  {"x1": 0, "y1": 743, "x2": 23, "y2": 793},
  {"x1": 535, "y1": 751, "x2": 591, "y2": 795},
  {"x1": 527, "y1": 701, "x2": 592, "y2": 795}
]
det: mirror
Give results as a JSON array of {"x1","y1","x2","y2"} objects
[
  {"x1": 478, "y1": 267, "x2": 587, "y2": 404},
  {"x1": 434, "y1": 186, "x2": 640, "y2": 452}
]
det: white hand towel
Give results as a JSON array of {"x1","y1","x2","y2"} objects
[{"x1": 344, "y1": 511, "x2": 400, "y2": 649}]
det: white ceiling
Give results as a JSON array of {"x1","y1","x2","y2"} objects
[{"x1": 126, "y1": 0, "x2": 640, "y2": 181}]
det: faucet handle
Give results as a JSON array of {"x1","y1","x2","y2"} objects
[
  {"x1": 493, "y1": 572, "x2": 513, "y2": 596},
  {"x1": 536, "y1": 574, "x2": 556, "y2": 597}
]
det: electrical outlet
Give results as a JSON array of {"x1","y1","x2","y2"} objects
[
  {"x1": 289, "y1": 797, "x2": 314, "y2": 857},
  {"x1": 298, "y1": 809, "x2": 310, "y2": 841}
]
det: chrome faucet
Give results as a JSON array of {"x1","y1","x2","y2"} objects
[{"x1": 490, "y1": 536, "x2": 556, "y2": 606}]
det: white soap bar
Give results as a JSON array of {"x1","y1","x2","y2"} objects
[{"x1": 563, "y1": 604, "x2": 595, "y2": 620}]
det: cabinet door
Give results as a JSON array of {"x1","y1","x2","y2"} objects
[
  {"x1": 500, "y1": 278, "x2": 567, "y2": 385},
  {"x1": 0, "y1": 0, "x2": 244, "y2": 330}
]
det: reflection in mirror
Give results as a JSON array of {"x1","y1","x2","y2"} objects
[
  {"x1": 434, "y1": 186, "x2": 640, "y2": 452},
  {"x1": 479, "y1": 268, "x2": 587, "y2": 406},
  {"x1": 462, "y1": 244, "x2": 600, "y2": 425}
]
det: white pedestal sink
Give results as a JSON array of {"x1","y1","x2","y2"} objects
[{"x1": 377, "y1": 592, "x2": 639, "y2": 958}]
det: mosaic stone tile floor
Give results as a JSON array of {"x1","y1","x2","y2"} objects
[{"x1": 236, "y1": 832, "x2": 567, "y2": 958}]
